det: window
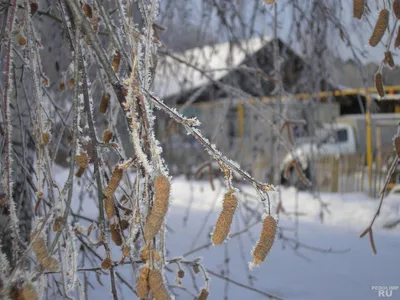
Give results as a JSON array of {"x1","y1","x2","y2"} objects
[
  {"x1": 336, "y1": 129, "x2": 348, "y2": 142},
  {"x1": 227, "y1": 107, "x2": 238, "y2": 139}
]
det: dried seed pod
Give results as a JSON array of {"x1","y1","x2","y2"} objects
[
  {"x1": 30, "y1": 2, "x2": 38, "y2": 15},
  {"x1": 100, "y1": 93, "x2": 110, "y2": 114},
  {"x1": 211, "y1": 190, "x2": 238, "y2": 245},
  {"x1": 101, "y1": 257, "x2": 112, "y2": 269},
  {"x1": 394, "y1": 137, "x2": 400, "y2": 159},
  {"x1": 75, "y1": 167, "x2": 85, "y2": 178},
  {"x1": 60, "y1": 83, "x2": 66, "y2": 91},
  {"x1": 353, "y1": 0, "x2": 364, "y2": 19},
  {"x1": 143, "y1": 175, "x2": 170, "y2": 242},
  {"x1": 92, "y1": 17, "x2": 100, "y2": 33},
  {"x1": 53, "y1": 216, "x2": 64, "y2": 232},
  {"x1": 394, "y1": 0, "x2": 400, "y2": 19},
  {"x1": 149, "y1": 269, "x2": 171, "y2": 300},
  {"x1": 104, "y1": 196, "x2": 115, "y2": 219},
  {"x1": 110, "y1": 223, "x2": 122, "y2": 246},
  {"x1": 30, "y1": 230, "x2": 59, "y2": 272},
  {"x1": 103, "y1": 130, "x2": 113, "y2": 143},
  {"x1": 136, "y1": 266, "x2": 150, "y2": 299},
  {"x1": 177, "y1": 270, "x2": 184, "y2": 279},
  {"x1": 122, "y1": 245, "x2": 130, "y2": 257},
  {"x1": 384, "y1": 51, "x2": 395, "y2": 68},
  {"x1": 112, "y1": 51, "x2": 121, "y2": 72},
  {"x1": 22, "y1": 283, "x2": 38, "y2": 300},
  {"x1": 252, "y1": 215, "x2": 277, "y2": 266},
  {"x1": 75, "y1": 152, "x2": 89, "y2": 169},
  {"x1": 120, "y1": 219, "x2": 129, "y2": 230},
  {"x1": 197, "y1": 289, "x2": 209, "y2": 300},
  {"x1": 369, "y1": 9, "x2": 389, "y2": 47},
  {"x1": 87, "y1": 223, "x2": 95, "y2": 236},
  {"x1": 375, "y1": 73, "x2": 385, "y2": 97},
  {"x1": 395, "y1": 26, "x2": 400, "y2": 48},
  {"x1": 18, "y1": 36, "x2": 27, "y2": 46},
  {"x1": 69, "y1": 78, "x2": 75, "y2": 88},
  {"x1": 104, "y1": 166, "x2": 123, "y2": 198},
  {"x1": 42, "y1": 132, "x2": 50, "y2": 145},
  {"x1": 83, "y1": 4, "x2": 93, "y2": 18}
]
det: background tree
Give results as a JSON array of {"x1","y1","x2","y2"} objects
[{"x1": 0, "y1": 0, "x2": 397, "y2": 299}]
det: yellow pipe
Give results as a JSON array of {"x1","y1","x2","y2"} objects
[
  {"x1": 257, "y1": 85, "x2": 400, "y2": 103},
  {"x1": 237, "y1": 103, "x2": 244, "y2": 148},
  {"x1": 365, "y1": 89, "x2": 373, "y2": 196},
  {"x1": 184, "y1": 85, "x2": 400, "y2": 108}
]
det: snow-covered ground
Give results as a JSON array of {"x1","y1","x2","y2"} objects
[
  {"x1": 53, "y1": 169, "x2": 400, "y2": 300},
  {"x1": 165, "y1": 178, "x2": 400, "y2": 300}
]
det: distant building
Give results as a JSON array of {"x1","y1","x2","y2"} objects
[{"x1": 153, "y1": 37, "x2": 399, "y2": 180}]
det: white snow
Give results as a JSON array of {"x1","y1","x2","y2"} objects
[{"x1": 51, "y1": 167, "x2": 400, "y2": 300}]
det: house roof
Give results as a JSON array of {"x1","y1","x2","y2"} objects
[
  {"x1": 154, "y1": 37, "x2": 336, "y2": 105},
  {"x1": 153, "y1": 36, "x2": 273, "y2": 99}
]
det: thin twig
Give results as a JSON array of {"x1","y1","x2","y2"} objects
[{"x1": 206, "y1": 269, "x2": 283, "y2": 300}]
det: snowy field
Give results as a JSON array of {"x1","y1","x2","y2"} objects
[{"x1": 54, "y1": 168, "x2": 400, "y2": 300}]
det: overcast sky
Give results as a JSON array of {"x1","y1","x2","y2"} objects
[{"x1": 159, "y1": 0, "x2": 393, "y2": 65}]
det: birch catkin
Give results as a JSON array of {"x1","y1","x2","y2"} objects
[
  {"x1": 104, "y1": 166, "x2": 123, "y2": 198},
  {"x1": 252, "y1": 216, "x2": 277, "y2": 266},
  {"x1": 76, "y1": 152, "x2": 89, "y2": 167},
  {"x1": 104, "y1": 166, "x2": 123, "y2": 219},
  {"x1": 22, "y1": 283, "x2": 38, "y2": 300},
  {"x1": 30, "y1": 230, "x2": 59, "y2": 272},
  {"x1": 384, "y1": 51, "x2": 395, "y2": 68},
  {"x1": 211, "y1": 190, "x2": 238, "y2": 245},
  {"x1": 136, "y1": 266, "x2": 150, "y2": 299},
  {"x1": 143, "y1": 175, "x2": 170, "y2": 242},
  {"x1": 101, "y1": 257, "x2": 112, "y2": 269},
  {"x1": 103, "y1": 130, "x2": 113, "y2": 143},
  {"x1": 110, "y1": 223, "x2": 122, "y2": 246},
  {"x1": 104, "y1": 196, "x2": 115, "y2": 219},
  {"x1": 197, "y1": 289, "x2": 209, "y2": 300},
  {"x1": 369, "y1": 9, "x2": 389, "y2": 47},
  {"x1": 82, "y1": 4, "x2": 93, "y2": 18},
  {"x1": 100, "y1": 93, "x2": 110, "y2": 114},
  {"x1": 375, "y1": 73, "x2": 385, "y2": 97},
  {"x1": 353, "y1": 0, "x2": 364, "y2": 19},
  {"x1": 395, "y1": 26, "x2": 400, "y2": 48},
  {"x1": 149, "y1": 269, "x2": 171, "y2": 300},
  {"x1": 394, "y1": 0, "x2": 400, "y2": 19},
  {"x1": 112, "y1": 51, "x2": 121, "y2": 72}
]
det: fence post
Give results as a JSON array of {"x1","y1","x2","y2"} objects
[{"x1": 331, "y1": 155, "x2": 339, "y2": 193}]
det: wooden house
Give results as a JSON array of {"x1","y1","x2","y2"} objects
[{"x1": 152, "y1": 37, "x2": 399, "y2": 180}]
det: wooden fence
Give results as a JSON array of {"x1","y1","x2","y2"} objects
[{"x1": 314, "y1": 150, "x2": 396, "y2": 196}]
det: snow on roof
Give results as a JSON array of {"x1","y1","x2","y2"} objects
[
  {"x1": 153, "y1": 36, "x2": 273, "y2": 99},
  {"x1": 372, "y1": 93, "x2": 400, "y2": 101}
]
